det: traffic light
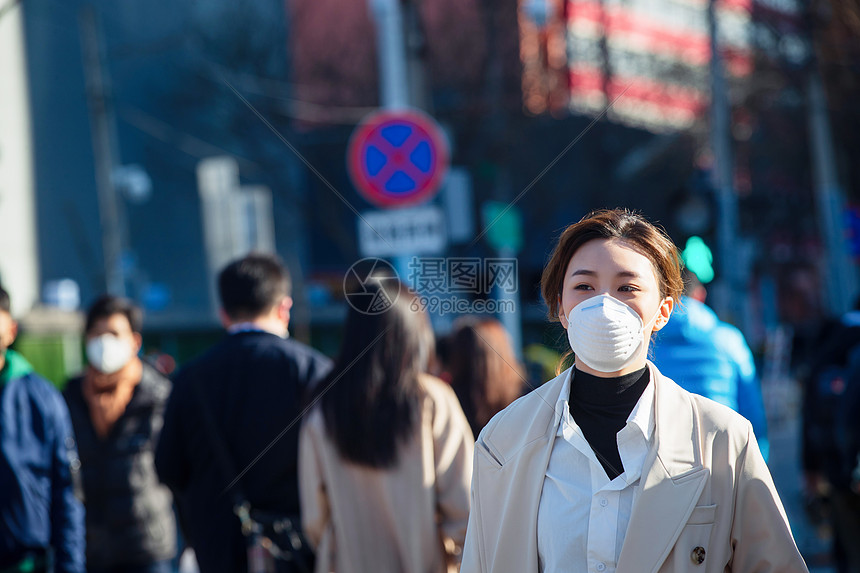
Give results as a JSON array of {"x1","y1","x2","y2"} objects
[{"x1": 682, "y1": 236, "x2": 714, "y2": 284}]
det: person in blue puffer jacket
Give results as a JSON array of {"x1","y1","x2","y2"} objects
[
  {"x1": 651, "y1": 271, "x2": 769, "y2": 461},
  {"x1": 0, "y1": 284, "x2": 85, "y2": 573}
]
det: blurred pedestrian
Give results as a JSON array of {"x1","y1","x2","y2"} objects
[
  {"x1": 444, "y1": 317, "x2": 527, "y2": 437},
  {"x1": 801, "y1": 300, "x2": 860, "y2": 572},
  {"x1": 63, "y1": 296, "x2": 176, "y2": 573},
  {"x1": 299, "y1": 280, "x2": 473, "y2": 573},
  {"x1": 155, "y1": 254, "x2": 331, "y2": 573},
  {"x1": 0, "y1": 284, "x2": 85, "y2": 573},
  {"x1": 836, "y1": 352, "x2": 860, "y2": 572},
  {"x1": 650, "y1": 270, "x2": 769, "y2": 460},
  {"x1": 461, "y1": 209, "x2": 806, "y2": 572}
]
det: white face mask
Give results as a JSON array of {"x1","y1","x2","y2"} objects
[
  {"x1": 566, "y1": 294, "x2": 661, "y2": 373},
  {"x1": 86, "y1": 334, "x2": 133, "y2": 375}
]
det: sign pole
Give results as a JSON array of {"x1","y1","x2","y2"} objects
[
  {"x1": 81, "y1": 6, "x2": 127, "y2": 297},
  {"x1": 497, "y1": 247, "x2": 523, "y2": 360},
  {"x1": 707, "y1": 0, "x2": 742, "y2": 325},
  {"x1": 369, "y1": 0, "x2": 410, "y2": 110},
  {"x1": 369, "y1": 0, "x2": 420, "y2": 289},
  {"x1": 807, "y1": 70, "x2": 857, "y2": 315}
]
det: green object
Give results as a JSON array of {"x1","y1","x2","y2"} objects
[
  {"x1": 13, "y1": 334, "x2": 80, "y2": 390},
  {"x1": 0, "y1": 349, "x2": 34, "y2": 385},
  {"x1": 682, "y1": 236, "x2": 715, "y2": 284},
  {"x1": 481, "y1": 201, "x2": 523, "y2": 252},
  {"x1": 0, "y1": 551, "x2": 49, "y2": 573}
]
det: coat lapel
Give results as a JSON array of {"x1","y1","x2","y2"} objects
[
  {"x1": 475, "y1": 369, "x2": 570, "y2": 572},
  {"x1": 617, "y1": 365, "x2": 708, "y2": 573}
]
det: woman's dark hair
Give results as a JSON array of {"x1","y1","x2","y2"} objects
[
  {"x1": 320, "y1": 279, "x2": 432, "y2": 468},
  {"x1": 85, "y1": 295, "x2": 143, "y2": 334},
  {"x1": 447, "y1": 318, "x2": 525, "y2": 436},
  {"x1": 218, "y1": 253, "x2": 291, "y2": 321}
]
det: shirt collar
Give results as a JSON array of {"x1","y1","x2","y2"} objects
[
  {"x1": 553, "y1": 369, "x2": 574, "y2": 437},
  {"x1": 0, "y1": 349, "x2": 34, "y2": 385},
  {"x1": 626, "y1": 371, "x2": 655, "y2": 442},
  {"x1": 554, "y1": 367, "x2": 655, "y2": 444},
  {"x1": 227, "y1": 322, "x2": 289, "y2": 338}
]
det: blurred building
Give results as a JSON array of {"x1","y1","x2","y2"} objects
[
  {"x1": 518, "y1": 0, "x2": 860, "y2": 338},
  {"x1": 0, "y1": 3, "x2": 39, "y2": 315},
  {"x1": 7, "y1": 0, "x2": 297, "y2": 330},
  {"x1": 2, "y1": 0, "x2": 859, "y2": 374},
  {"x1": 521, "y1": 0, "x2": 752, "y2": 131}
]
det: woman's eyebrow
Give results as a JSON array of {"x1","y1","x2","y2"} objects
[{"x1": 570, "y1": 269, "x2": 642, "y2": 278}]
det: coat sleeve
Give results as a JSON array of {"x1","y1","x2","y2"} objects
[
  {"x1": 154, "y1": 371, "x2": 189, "y2": 492},
  {"x1": 729, "y1": 425, "x2": 808, "y2": 572},
  {"x1": 298, "y1": 414, "x2": 330, "y2": 549},
  {"x1": 49, "y1": 391, "x2": 86, "y2": 573},
  {"x1": 460, "y1": 445, "x2": 484, "y2": 573},
  {"x1": 717, "y1": 324, "x2": 770, "y2": 461},
  {"x1": 431, "y1": 384, "x2": 474, "y2": 562}
]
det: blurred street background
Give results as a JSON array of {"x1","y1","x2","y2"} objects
[{"x1": 2, "y1": 0, "x2": 860, "y2": 568}]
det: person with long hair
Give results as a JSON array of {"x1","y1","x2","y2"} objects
[
  {"x1": 446, "y1": 318, "x2": 527, "y2": 437},
  {"x1": 461, "y1": 209, "x2": 807, "y2": 572},
  {"x1": 299, "y1": 280, "x2": 473, "y2": 573}
]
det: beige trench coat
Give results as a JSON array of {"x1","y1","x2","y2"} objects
[
  {"x1": 461, "y1": 363, "x2": 808, "y2": 573},
  {"x1": 299, "y1": 374, "x2": 474, "y2": 573}
]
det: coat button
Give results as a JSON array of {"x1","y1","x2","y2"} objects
[{"x1": 691, "y1": 546, "x2": 706, "y2": 565}]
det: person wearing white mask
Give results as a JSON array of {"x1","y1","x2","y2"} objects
[
  {"x1": 461, "y1": 208, "x2": 808, "y2": 573},
  {"x1": 63, "y1": 296, "x2": 176, "y2": 573}
]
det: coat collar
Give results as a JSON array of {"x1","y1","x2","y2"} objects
[{"x1": 483, "y1": 362, "x2": 701, "y2": 475}]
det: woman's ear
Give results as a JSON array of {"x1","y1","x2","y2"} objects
[
  {"x1": 558, "y1": 295, "x2": 569, "y2": 329},
  {"x1": 652, "y1": 296, "x2": 674, "y2": 332}
]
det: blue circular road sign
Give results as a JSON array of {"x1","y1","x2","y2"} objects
[{"x1": 348, "y1": 110, "x2": 449, "y2": 208}]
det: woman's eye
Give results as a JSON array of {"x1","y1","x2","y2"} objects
[
  {"x1": 574, "y1": 284, "x2": 593, "y2": 291},
  {"x1": 618, "y1": 285, "x2": 639, "y2": 292}
]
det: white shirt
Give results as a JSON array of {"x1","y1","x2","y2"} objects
[
  {"x1": 226, "y1": 322, "x2": 289, "y2": 338},
  {"x1": 537, "y1": 368, "x2": 655, "y2": 573}
]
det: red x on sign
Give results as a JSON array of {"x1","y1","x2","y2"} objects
[{"x1": 348, "y1": 109, "x2": 449, "y2": 208}]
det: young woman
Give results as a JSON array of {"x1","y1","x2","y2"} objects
[
  {"x1": 299, "y1": 280, "x2": 473, "y2": 573},
  {"x1": 461, "y1": 209, "x2": 807, "y2": 573}
]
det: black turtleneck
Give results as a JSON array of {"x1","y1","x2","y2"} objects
[{"x1": 568, "y1": 365, "x2": 650, "y2": 480}]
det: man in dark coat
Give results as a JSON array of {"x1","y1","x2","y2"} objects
[
  {"x1": 0, "y1": 284, "x2": 85, "y2": 572},
  {"x1": 155, "y1": 254, "x2": 331, "y2": 573}
]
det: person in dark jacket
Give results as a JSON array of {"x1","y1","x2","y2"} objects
[
  {"x1": 0, "y1": 284, "x2": 85, "y2": 573},
  {"x1": 801, "y1": 302, "x2": 860, "y2": 572},
  {"x1": 155, "y1": 253, "x2": 331, "y2": 573},
  {"x1": 63, "y1": 296, "x2": 176, "y2": 573}
]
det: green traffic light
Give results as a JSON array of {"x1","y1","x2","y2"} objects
[{"x1": 682, "y1": 236, "x2": 714, "y2": 284}]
